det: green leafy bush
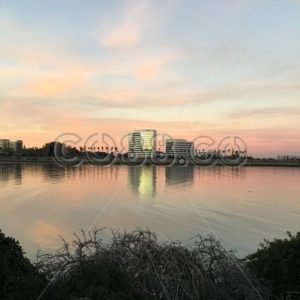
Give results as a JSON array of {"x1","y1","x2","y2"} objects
[
  {"x1": 247, "y1": 232, "x2": 300, "y2": 299},
  {"x1": 0, "y1": 230, "x2": 46, "y2": 300}
]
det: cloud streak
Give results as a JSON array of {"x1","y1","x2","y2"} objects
[
  {"x1": 229, "y1": 107, "x2": 300, "y2": 119},
  {"x1": 0, "y1": 0, "x2": 299, "y2": 156}
]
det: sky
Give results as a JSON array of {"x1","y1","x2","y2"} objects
[{"x1": 0, "y1": 0, "x2": 299, "y2": 157}]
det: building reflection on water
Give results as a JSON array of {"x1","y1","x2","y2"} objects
[
  {"x1": 165, "y1": 165, "x2": 194, "y2": 186},
  {"x1": 128, "y1": 166, "x2": 156, "y2": 199},
  {"x1": 0, "y1": 163, "x2": 70, "y2": 185},
  {"x1": 0, "y1": 163, "x2": 22, "y2": 185}
]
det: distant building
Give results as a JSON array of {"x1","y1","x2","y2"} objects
[
  {"x1": 0, "y1": 139, "x2": 10, "y2": 153},
  {"x1": 9, "y1": 140, "x2": 23, "y2": 154},
  {"x1": 166, "y1": 139, "x2": 193, "y2": 157},
  {"x1": 43, "y1": 141, "x2": 64, "y2": 156},
  {"x1": 128, "y1": 129, "x2": 157, "y2": 157},
  {"x1": 0, "y1": 139, "x2": 23, "y2": 154}
]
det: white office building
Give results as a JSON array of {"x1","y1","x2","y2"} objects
[{"x1": 128, "y1": 129, "x2": 157, "y2": 157}]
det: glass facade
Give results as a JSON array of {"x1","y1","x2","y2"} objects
[{"x1": 128, "y1": 129, "x2": 157, "y2": 157}]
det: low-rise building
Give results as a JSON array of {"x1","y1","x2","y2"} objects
[
  {"x1": 0, "y1": 139, "x2": 23, "y2": 154},
  {"x1": 0, "y1": 139, "x2": 10, "y2": 154},
  {"x1": 166, "y1": 139, "x2": 193, "y2": 157},
  {"x1": 9, "y1": 140, "x2": 23, "y2": 154}
]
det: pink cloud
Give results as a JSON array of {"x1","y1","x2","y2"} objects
[
  {"x1": 101, "y1": 22, "x2": 140, "y2": 48},
  {"x1": 2, "y1": 108, "x2": 299, "y2": 157},
  {"x1": 25, "y1": 73, "x2": 86, "y2": 97}
]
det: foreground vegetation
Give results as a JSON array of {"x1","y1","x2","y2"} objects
[{"x1": 0, "y1": 229, "x2": 299, "y2": 300}]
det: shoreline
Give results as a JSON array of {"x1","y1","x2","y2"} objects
[{"x1": 0, "y1": 157, "x2": 300, "y2": 167}]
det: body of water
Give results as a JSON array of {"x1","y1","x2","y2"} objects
[{"x1": 0, "y1": 163, "x2": 299, "y2": 258}]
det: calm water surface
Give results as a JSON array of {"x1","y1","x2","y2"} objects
[{"x1": 0, "y1": 163, "x2": 299, "y2": 258}]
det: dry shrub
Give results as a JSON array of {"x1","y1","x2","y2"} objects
[{"x1": 37, "y1": 228, "x2": 272, "y2": 300}]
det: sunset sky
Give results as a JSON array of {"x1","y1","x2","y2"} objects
[{"x1": 0, "y1": 0, "x2": 299, "y2": 156}]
